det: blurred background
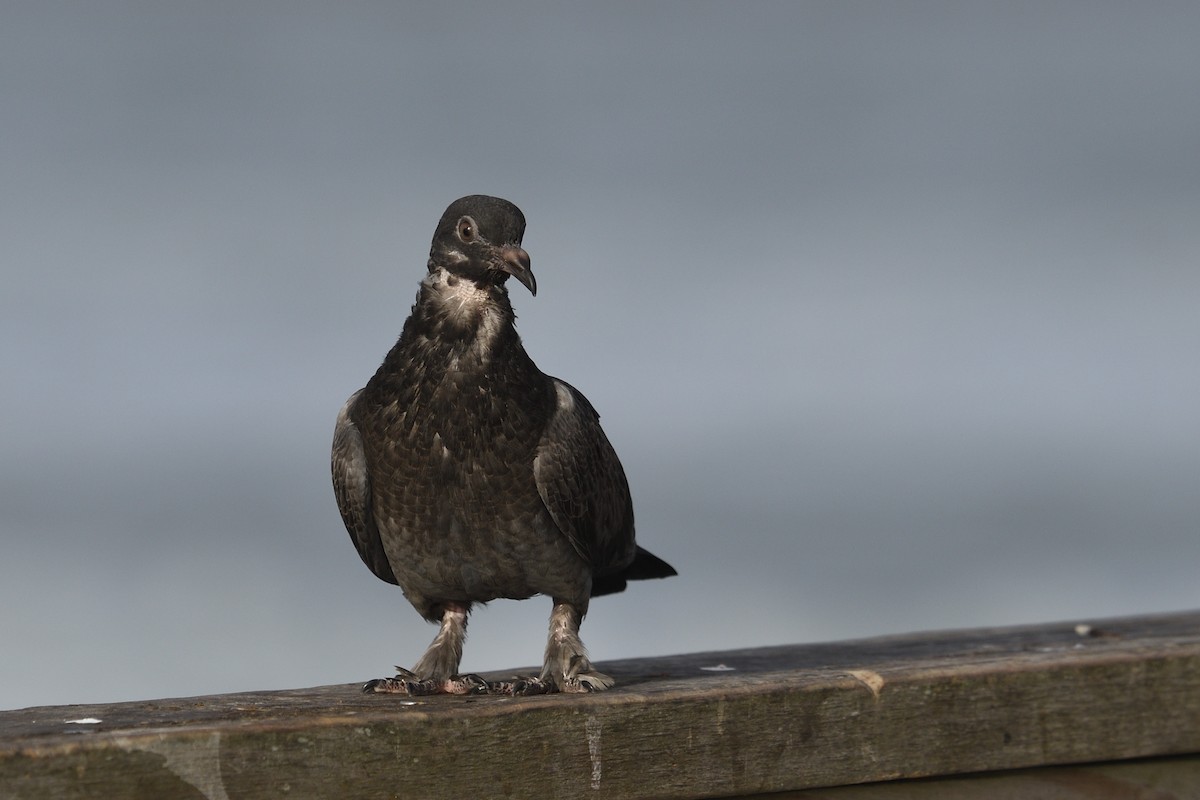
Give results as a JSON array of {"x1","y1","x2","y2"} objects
[{"x1": 3, "y1": 3, "x2": 1198, "y2": 711}]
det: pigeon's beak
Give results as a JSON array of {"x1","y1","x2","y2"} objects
[{"x1": 498, "y1": 244, "x2": 537, "y2": 296}]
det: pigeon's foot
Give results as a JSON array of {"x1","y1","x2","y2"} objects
[
  {"x1": 563, "y1": 669, "x2": 615, "y2": 693},
  {"x1": 538, "y1": 600, "x2": 616, "y2": 693},
  {"x1": 409, "y1": 604, "x2": 470, "y2": 678},
  {"x1": 363, "y1": 671, "x2": 602, "y2": 696},
  {"x1": 485, "y1": 676, "x2": 555, "y2": 696},
  {"x1": 368, "y1": 602, "x2": 472, "y2": 695},
  {"x1": 363, "y1": 668, "x2": 490, "y2": 696}
]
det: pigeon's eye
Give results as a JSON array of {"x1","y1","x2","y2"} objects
[{"x1": 457, "y1": 218, "x2": 476, "y2": 242}]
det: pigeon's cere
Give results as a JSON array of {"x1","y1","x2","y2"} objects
[{"x1": 332, "y1": 195, "x2": 676, "y2": 695}]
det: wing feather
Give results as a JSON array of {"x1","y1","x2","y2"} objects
[
  {"x1": 533, "y1": 380, "x2": 636, "y2": 575},
  {"x1": 331, "y1": 390, "x2": 398, "y2": 585}
]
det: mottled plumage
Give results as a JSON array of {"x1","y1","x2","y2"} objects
[{"x1": 332, "y1": 195, "x2": 675, "y2": 694}]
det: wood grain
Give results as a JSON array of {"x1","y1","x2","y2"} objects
[{"x1": 2, "y1": 611, "x2": 1199, "y2": 799}]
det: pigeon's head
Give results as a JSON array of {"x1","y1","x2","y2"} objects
[{"x1": 428, "y1": 195, "x2": 536, "y2": 296}]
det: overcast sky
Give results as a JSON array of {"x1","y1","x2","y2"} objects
[{"x1": 3, "y1": 3, "x2": 1198, "y2": 710}]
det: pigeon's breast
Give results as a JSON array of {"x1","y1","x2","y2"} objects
[{"x1": 364, "y1": 352, "x2": 588, "y2": 607}]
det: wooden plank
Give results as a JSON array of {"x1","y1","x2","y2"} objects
[
  {"x1": 740, "y1": 755, "x2": 1200, "y2": 798},
  {"x1": 2, "y1": 610, "x2": 1199, "y2": 799}
]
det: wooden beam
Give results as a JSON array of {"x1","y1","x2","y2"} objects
[
  {"x1": 2, "y1": 611, "x2": 1199, "y2": 799},
  {"x1": 736, "y1": 755, "x2": 1200, "y2": 798}
]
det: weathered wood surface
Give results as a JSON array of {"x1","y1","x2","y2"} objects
[
  {"x1": 2, "y1": 611, "x2": 1199, "y2": 800},
  {"x1": 746, "y1": 755, "x2": 1200, "y2": 798}
]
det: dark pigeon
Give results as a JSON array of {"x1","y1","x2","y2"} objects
[{"x1": 332, "y1": 195, "x2": 676, "y2": 695}]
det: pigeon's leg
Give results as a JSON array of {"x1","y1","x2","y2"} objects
[
  {"x1": 538, "y1": 599, "x2": 614, "y2": 693},
  {"x1": 364, "y1": 603, "x2": 487, "y2": 695},
  {"x1": 486, "y1": 600, "x2": 611, "y2": 695}
]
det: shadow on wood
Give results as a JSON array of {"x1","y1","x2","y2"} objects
[{"x1": 2, "y1": 611, "x2": 1199, "y2": 799}]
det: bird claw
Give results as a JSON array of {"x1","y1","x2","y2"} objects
[
  {"x1": 363, "y1": 670, "x2": 494, "y2": 696},
  {"x1": 516, "y1": 677, "x2": 557, "y2": 696},
  {"x1": 563, "y1": 670, "x2": 615, "y2": 693},
  {"x1": 362, "y1": 675, "x2": 420, "y2": 695},
  {"x1": 451, "y1": 673, "x2": 492, "y2": 695},
  {"x1": 483, "y1": 669, "x2": 614, "y2": 695},
  {"x1": 362, "y1": 669, "x2": 615, "y2": 695}
]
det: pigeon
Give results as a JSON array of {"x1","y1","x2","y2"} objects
[{"x1": 332, "y1": 195, "x2": 676, "y2": 695}]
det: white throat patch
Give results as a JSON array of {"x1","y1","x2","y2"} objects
[{"x1": 424, "y1": 269, "x2": 507, "y2": 355}]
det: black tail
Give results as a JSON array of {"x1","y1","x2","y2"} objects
[
  {"x1": 592, "y1": 546, "x2": 677, "y2": 597},
  {"x1": 625, "y1": 546, "x2": 677, "y2": 580}
]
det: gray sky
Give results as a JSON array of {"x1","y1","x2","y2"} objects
[{"x1": 3, "y1": 3, "x2": 1198, "y2": 710}]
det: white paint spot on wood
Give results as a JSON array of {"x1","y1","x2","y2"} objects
[
  {"x1": 65, "y1": 717, "x2": 101, "y2": 724},
  {"x1": 585, "y1": 715, "x2": 603, "y2": 790},
  {"x1": 118, "y1": 731, "x2": 231, "y2": 800}
]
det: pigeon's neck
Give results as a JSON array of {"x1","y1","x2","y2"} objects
[{"x1": 408, "y1": 268, "x2": 518, "y2": 356}]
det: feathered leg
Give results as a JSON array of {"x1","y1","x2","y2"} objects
[
  {"x1": 541, "y1": 599, "x2": 614, "y2": 692},
  {"x1": 491, "y1": 599, "x2": 615, "y2": 695},
  {"x1": 363, "y1": 603, "x2": 488, "y2": 695}
]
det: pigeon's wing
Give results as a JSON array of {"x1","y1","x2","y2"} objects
[
  {"x1": 332, "y1": 390, "x2": 398, "y2": 585},
  {"x1": 533, "y1": 379, "x2": 637, "y2": 575}
]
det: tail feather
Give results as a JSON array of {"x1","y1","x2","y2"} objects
[
  {"x1": 625, "y1": 547, "x2": 677, "y2": 581},
  {"x1": 592, "y1": 546, "x2": 677, "y2": 597}
]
